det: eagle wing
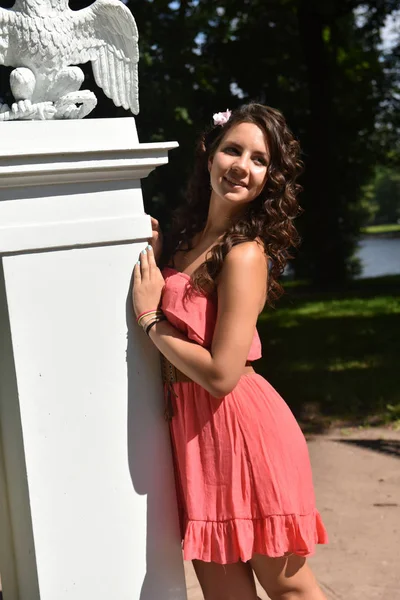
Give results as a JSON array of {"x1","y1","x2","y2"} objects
[
  {"x1": 70, "y1": 0, "x2": 139, "y2": 114},
  {"x1": 0, "y1": 8, "x2": 19, "y2": 66}
]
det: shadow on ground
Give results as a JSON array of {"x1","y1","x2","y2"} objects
[{"x1": 336, "y1": 438, "x2": 400, "y2": 459}]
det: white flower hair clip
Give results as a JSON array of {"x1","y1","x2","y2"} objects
[{"x1": 213, "y1": 109, "x2": 232, "y2": 127}]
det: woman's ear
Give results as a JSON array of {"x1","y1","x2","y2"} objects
[{"x1": 208, "y1": 157, "x2": 213, "y2": 172}]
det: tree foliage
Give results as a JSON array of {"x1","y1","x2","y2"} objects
[
  {"x1": 362, "y1": 166, "x2": 400, "y2": 223},
  {"x1": 0, "y1": 0, "x2": 398, "y2": 285},
  {"x1": 128, "y1": 0, "x2": 399, "y2": 284}
]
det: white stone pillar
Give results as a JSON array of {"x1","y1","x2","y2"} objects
[{"x1": 0, "y1": 118, "x2": 187, "y2": 600}]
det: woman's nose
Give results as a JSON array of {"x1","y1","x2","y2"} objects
[{"x1": 231, "y1": 154, "x2": 249, "y2": 173}]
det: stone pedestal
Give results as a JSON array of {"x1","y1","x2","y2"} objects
[{"x1": 0, "y1": 118, "x2": 186, "y2": 600}]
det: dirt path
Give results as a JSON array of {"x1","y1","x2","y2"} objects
[{"x1": 185, "y1": 426, "x2": 400, "y2": 600}]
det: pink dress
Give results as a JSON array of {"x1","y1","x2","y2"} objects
[{"x1": 161, "y1": 267, "x2": 328, "y2": 564}]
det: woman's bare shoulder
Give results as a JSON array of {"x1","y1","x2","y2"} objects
[
  {"x1": 218, "y1": 241, "x2": 268, "y2": 310},
  {"x1": 223, "y1": 240, "x2": 267, "y2": 271}
]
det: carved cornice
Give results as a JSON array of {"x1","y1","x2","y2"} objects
[
  {"x1": 0, "y1": 118, "x2": 178, "y2": 253},
  {"x1": 0, "y1": 119, "x2": 178, "y2": 188}
]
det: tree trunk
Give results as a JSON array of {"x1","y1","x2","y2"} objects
[{"x1": 297, "y1": 0, "x2": 348, "y2": 285}]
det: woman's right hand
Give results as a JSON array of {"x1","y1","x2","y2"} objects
[{"x1": 148, "y1": 215, "x2": 163, "y2": 263}]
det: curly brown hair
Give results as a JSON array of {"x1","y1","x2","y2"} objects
[{"x1": 161, "y1": 103, "x2": 303, "y2": 305}]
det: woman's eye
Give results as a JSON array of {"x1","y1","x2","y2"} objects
[
  {"x1": 254, "y1": 156, "x2": 267, "y2": 166},
  {"x1": 224, "y1": 146, "x2": 239, "y2": 155}
]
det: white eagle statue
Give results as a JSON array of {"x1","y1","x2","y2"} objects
[{"x1": 0, "y1": 0, "x2": 139, "y2": 120}]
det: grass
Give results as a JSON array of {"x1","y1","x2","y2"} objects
[
  {"x1": 256, "y1": 275, "x2": 400, "y2": 430},
  {"x1": 361, "y1": 223, "x2": 400, "y2": 235}
]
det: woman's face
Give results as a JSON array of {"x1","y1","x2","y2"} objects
[{"x1": 208, "y1": 122, "x2": 269, "y2": 207}]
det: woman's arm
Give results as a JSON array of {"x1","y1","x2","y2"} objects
[{"x1": 143, "y1": 242, "x2": 267, "y2": 397}]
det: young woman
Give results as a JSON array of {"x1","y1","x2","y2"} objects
[{"x1": 132, "y1": 103, "x2": 328, "y2": 600}]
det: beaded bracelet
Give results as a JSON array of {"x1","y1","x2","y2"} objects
[
  {"x1": 136, "y1": 309, "x2": 161, "y2": 324},
  {"x1": 137, "y1": 310, "x2": 163, "y2": 328}
]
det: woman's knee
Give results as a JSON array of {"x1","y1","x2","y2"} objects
[
  {"x1": 249, "y1": 554, "x2": 326, "y2": 600},
  {"x1": 192, "y1": 559, "x2": 258, "y2": 600}
]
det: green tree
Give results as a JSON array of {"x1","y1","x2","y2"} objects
[
  {"x1": 1, "y1": 0, "x2": 398, "y2": 285},
  {"x1": 126, "y1": 0, "x2": 399, "y2": 284},
  {"x1": 365, "y1": 166, "x2": 400, "y2": 223}
]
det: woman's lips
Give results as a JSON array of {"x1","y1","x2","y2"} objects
[{"x1": 224, "y1": 176, "x2": 247, "y2": 188}]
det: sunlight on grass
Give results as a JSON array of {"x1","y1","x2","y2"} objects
[
  {"x1": 289, "y1": 358, "x2": 382, "y2": 373},
  {"x1": 259, "y1": 296, "x2": 400, "y2": 323},
  {"x1": 256, "y1": 277, "x2": 400, "y2": 424},
  {"x1": 361, "y1": 223, "x2": 400, "y2": 234},
  {"x1": 326, "y1": 358, "x2": 382, "y2": 372},
  {"x1": 289, "y1": 297, "x2": 399, "y2": 318},
  {"x1": 289, "y1": 362, "x2": 315, "y2": 372}
]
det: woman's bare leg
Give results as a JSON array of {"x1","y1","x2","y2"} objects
[
  {"x1": 249, "y1": 554, "x2": 327, "y2": 600},
  {"x1": 192, "y1": 559, "x2": 259, "y2": 600}
]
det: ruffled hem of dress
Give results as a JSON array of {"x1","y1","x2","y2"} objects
[{"x1": 182, "y1": 510, "x2": 328, "y2": 564}]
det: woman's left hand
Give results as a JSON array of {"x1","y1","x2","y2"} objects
[{"x1": 132, "y1": 245, "x2": 165, "y2": 318}]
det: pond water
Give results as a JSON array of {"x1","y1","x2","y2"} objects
[{"x1": 357, "y1": 236, "x2": 400, "y2": 278}]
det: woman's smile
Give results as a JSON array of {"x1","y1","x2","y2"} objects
[{"x1": 223, "y1": 175, "x2": 247, "y2": 188}]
